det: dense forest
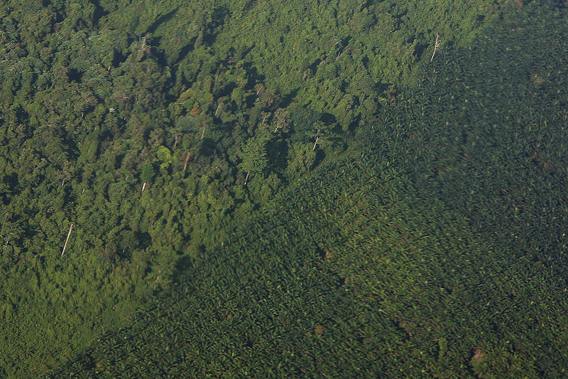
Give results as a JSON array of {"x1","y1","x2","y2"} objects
[{"x1": 1, "y1": 0, "x2": 568, "y2": 377}]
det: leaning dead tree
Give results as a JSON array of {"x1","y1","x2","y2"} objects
[
  {"x1": 183, "y1": 152, "x2": 191, "y2": 172},
  {"x1": 61, "y1": 224, "x2": 73, "y2": 256},
  {"x1": 313, "y1": 130, "x2": 321, "y2": 150},
  {"x1": 430, "y1": 34, "x2": 440, "y2": 62}
]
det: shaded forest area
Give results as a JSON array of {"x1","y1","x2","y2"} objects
[{"x1": 1, "y1": 0, "x2": 567, "y2": 377}]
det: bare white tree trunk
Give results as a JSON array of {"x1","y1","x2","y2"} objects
[
  {"x1": 61, "y1": 224, "x2": 73, "y2": 257},
  {"x1": 431, "y1": 34, "x2": 440, "y2": 62},
  {"x1": 183, "y1": 152, "x2": 191, "y2": 172}
]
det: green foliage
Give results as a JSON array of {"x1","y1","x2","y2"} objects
[
  {"x1": 140, "y1": 163, "x2": 156, "y2": 183},
  {"x1": 238, "y1": 132, "x2": 270, "y2": 175},
  {"x1": 1, "y1": 0, "x2": 566, "y2": 378},
  {"x1": 155, "y1": 146, "x2": 173, "y2": 170},
  {"x1": 46, "y1": 1, "x2": 568, "y2": 376}
]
